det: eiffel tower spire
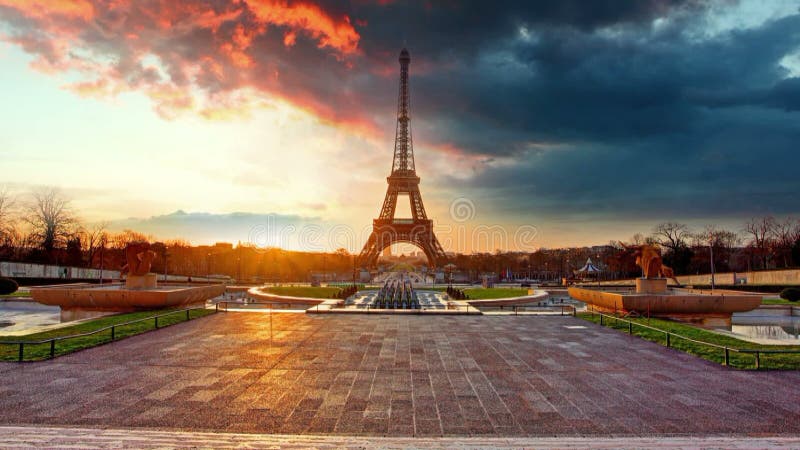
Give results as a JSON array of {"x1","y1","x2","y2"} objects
[
  {"x1": 358, "y1": 49, "x2": 447, "y2": 269},
  {"x1": 391, "y1": 48, "x2": 414, "y2": 175}
]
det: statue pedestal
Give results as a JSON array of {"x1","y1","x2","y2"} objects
[
  {"x1": 126, "y1": 273, "x2": 158, "y2": 290},
  {"x1": 635, "y1": 278, "x2": 667, "y2": 294}
]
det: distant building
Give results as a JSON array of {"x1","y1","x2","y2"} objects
[{"x1": 214, "y1": 242, "x2": 233, "y2": 251}]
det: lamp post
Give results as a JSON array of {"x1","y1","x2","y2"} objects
[
  {"x1": 206, "y1": 252, "x2": 211, "y2": 283},
  {"x1": 99, "y1": 237, "x2": 106, "y2": 285},
  {"x1": 163, "y1": 249, "x2": 169, "y2": 282},
  {"x1": 237, "y1": 242, "x2": 242, "y2": 284},
  {"x1": 709, "y1": 232, "x2": 716, "y2": 291}
]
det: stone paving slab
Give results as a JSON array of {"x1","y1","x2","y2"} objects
[
  {"x1": 0, "y1": 313, "x2": 799, "y2": 437},
  {"x1": 1, "y1": 426, "x2": 800, "y2": 449}
]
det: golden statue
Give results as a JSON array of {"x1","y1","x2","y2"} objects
[
  {"x1": 122, "y1": 243, "x2": 157, "y2": 276},
  {"x1": 622, "y1": 243, "x2": 680, "y2": 285}
]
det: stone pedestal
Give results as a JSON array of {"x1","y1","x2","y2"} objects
[
  {"x1": 125, "y1": 273, "x2": 158, "y2": 290},
  {"x1": 635, "y1": 278, "x2": 667, "y2": 294}
]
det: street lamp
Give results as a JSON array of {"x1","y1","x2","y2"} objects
[
  {"x1": 206, "y1": 252, "x2": 212, "y2": 282},
  {"x1": 163, "y1": 249, "x2": 169, "y2": 282},
  {"x1": 709, "y1": 231, "x2": 716, "y2": 291},
  {"x1": 99, "y1": 236, "x2": 106, "y2": 285}
]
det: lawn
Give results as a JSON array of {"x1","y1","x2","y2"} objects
[
  {"x1": 463, "y1": 287, "x2": 529, "y2": 299},
  {"x1": 262, "y1": 286, "x2": 342, "y2": 298},
  {"x1": 762, "y1": 298, "x2": 799, "y2": 305},
  {"x1": 0, "y1": 291, "x2": 32, "y2": 298},
  {"x1": 0, "y1": 307, "x2": 215, "y2": 362},
  {"x1": 578, "y1": 312, "x2": 800, "y2": 370}
]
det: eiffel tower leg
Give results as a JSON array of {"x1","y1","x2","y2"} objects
[
  {"x1": 409, "y1": 190, "x2": 427, "y2": 220},
  {"x1": 358, "y1": 231, "x2": 380, "y2": 268},
  {"x1": 379, "y1": 190, "x2": 398, "y2": 221}
]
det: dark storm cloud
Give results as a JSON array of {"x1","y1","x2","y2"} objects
[{"x1": 344, "y1": 2, "x2": 800, "y2": 220}]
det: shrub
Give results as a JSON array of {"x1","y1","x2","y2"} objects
[
  {"x1": 0, "y1": 277, "x2": 18, "y2": 295},
  {"x1": 780, "y1": 287, "x2": 800, "y2": 302}
]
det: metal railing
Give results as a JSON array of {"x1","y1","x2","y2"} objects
[
  {"x1": 217, "y1": 301, "x2": 318, "y2": 311},
  {"x1": 1, "y1": 306, "x2": 215, "y2": 362},
  {"x1": 477, "y1": 304, "x2": 577, "y2": 316},
  {"x1": 584, "y1": 309, "x2": 800, "y2": 370}
]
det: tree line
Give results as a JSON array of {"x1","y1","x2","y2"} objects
[{"x1": 1, "y1": 187, "x2": 799, "y2": 282}]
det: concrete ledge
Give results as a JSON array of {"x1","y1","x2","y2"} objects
[
  {"x1": 466, "y1": 290, "x2": 549, "y2": 307},
  {"x1": 246, "y1": 287, "x2": 329, "y2": 305},
  {"x1": 246, "y1": 287, "x2": 345, "y2": 312}
]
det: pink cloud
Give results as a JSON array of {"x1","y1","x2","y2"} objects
[{"x1": 0, "y1": 0, "x2": 368, "y2": 123}]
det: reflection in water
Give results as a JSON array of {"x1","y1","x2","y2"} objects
[
  {"x1": 730, "y1": 324, "x2": 800, "y2": 342},
  {"x1": 0, "y1": 301, "x2": 61, "y2": 334},
  {"x1": 728, "y1": 315, "x2": 800, "y2": 343}
]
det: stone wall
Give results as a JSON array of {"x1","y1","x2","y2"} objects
[
  {"x1": 0, "y1": 261, "x2": 120, "y2": 280},
  {"x1": 0, "y1": 261, "x2": 223, "y2": 283},
  {"x1": 601, "y1": 268, "x2": 800, "y2": 286}
]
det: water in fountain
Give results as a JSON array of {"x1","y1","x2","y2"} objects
[{"x1": 372, "y1": 277, "x2": 419, "y2": 309}]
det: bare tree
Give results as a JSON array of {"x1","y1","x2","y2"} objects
[
  {"x1": 768, "y1": 216, "x2": 800, "y2": 268},
  {"x1": 111, "y1": 229, "x2": 151, "y2": 249},
  {"x1": 652, "y1": 222, "x2": 690, "y2": 252},
  {"x1": 0, "y1": 187, "x2": 16, "y2": 241},
  {"x1": 81, "y1": 221, "x2": 109, "y2": 268},
  {"x1": 25, "y1": 188, "x2": 77, "y2": 255},
  {"x1": 743, "y1": 216, "x2": 775, "y2": 269}
]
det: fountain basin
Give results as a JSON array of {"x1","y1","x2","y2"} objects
[
  {"x1": 31, "y1": 283, "x2": 225, "y2": 321},
  {"x1": 569, "y1": 286, "x2": 761, "y2": 327}
]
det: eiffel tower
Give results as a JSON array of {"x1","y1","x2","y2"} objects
[{"x1": 358, "y1": 48, "x2": 447, "y2": 268}]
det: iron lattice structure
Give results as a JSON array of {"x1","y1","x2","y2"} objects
[{"x1": 358, "y1": 49, "x2": 447, "y2": 269}]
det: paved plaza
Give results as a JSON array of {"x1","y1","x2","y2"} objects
[{"x1": 1, "y1": 312, "x2": 799, "y2": 438}]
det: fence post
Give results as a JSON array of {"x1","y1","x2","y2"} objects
[
  {"x1": 155, "y1": 316, "x2": 159, "y2": 329},
  {"x1": 600, "y1": 314, "x2": 604, "y2": 326},
  {"x1": 18, "y1": 343, "x2": 23, "y2": 362},
  {"x1": 755, "y1": 352, "x2": 760, "y2": 370},
  {"x1": 215, "y1": 302, "x2": 219, "y2": 312},
  {"x1": 186, "y1": 309, "x2": 190, "y2": 321},
  {"x1": 666, "y1": 332, "x2": 670, "y2": 347},
  {"x1": 628, "y1": 321, "x2": 633, "y2": 335},
  {"x1": 111, "y1": 326, "x2": 115, "y2": 341},
  {"x1": 724, "y1": 347, "x2": 730, "y2": 366},
  {"x1": 50, "y1": 340, "x2": 55, "y2": 359}
]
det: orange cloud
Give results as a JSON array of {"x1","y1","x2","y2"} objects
[
  {"x1": 0, "y1": 0, "x2": 94, "y2": 21},
  {"x1": 0, "y1": 0, "x2": 379, "y2": 138},
  {"x1": 246, "y1": 0, "x2": 360, "y2": 55}
]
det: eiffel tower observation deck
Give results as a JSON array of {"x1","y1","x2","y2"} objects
[{"x1": 358, "y1": 49, "x2": 447, "y2": 268}]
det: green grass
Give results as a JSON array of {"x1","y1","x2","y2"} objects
[
  {"x1": 463, "y1": 287, "x2": 529, "y2": 299},
  {"x1": 762, "y1": 298, "x2": 799, "y2": 305},
  {"x1": 0, "y1": 307, "x2": 215, "y2": 362},
  {"x1": 262, "y1": 286, "x2": 342, "y2": 298},
  {"x1": 0, "y1": 291, "x2": 32, "y2": 298},
  {"x1": 578, "y1": 312, "x2": 800, "y2": 370}
]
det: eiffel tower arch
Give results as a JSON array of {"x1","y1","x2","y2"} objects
[{"x1": 358, "y1": 48, "x2": 447, "y2": 269}]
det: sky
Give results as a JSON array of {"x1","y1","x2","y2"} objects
[{"x1": 1, "y1": 0, "x2": 799, "y2": 253}]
